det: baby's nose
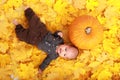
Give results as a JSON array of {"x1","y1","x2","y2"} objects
[{"x1": 61, "y1": 48, "x2": 65, "y2": 52}]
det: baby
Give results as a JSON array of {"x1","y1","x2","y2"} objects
[{"x1": 13, "y1": 7, "x2": 78, "y2": 71}]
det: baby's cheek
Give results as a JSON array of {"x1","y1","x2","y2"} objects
[
  {"x1": 61, "y1": 55, "x2": 65, "y2": 58},
  {"x1": 58, "y1": 53, "x2": 63, "y2": 57},
  {"x1": 60, "y1": 54, "x2": 66, "y2": 58}
]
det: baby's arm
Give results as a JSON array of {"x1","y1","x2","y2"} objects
[{"x1": 39, "y1": 56, "x2": 53, "y2": 71}]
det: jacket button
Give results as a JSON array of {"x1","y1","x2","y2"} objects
[
  {"x1": 45, "y1": 41, "x2": 48, "y2": 44},
  {"x1": 48, "y1": 43, "x2": 51, "y2": 46},
  {"x1": 48, "y1": 49, "x2": 51, "y2": 52}
]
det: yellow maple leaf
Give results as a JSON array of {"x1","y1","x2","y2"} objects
[
  {"x1": 0, "y1": 54, "x2": 11, "y2": 67},
  {"x1": 0, "y1": 42, "x2": 9, "y2": 53},
  {"x1": 98, "y1": 70, "x2": 112, "y2": 80}
]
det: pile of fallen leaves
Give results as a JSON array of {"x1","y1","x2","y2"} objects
[{"x1": 0, "y1": 0, "x2": 120, "y2": 80}]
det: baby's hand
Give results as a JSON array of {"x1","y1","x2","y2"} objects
[
  {"x1": 57, "y1": 31, "x2": 63, "y2": 38},
  {"x1": 12, "y1": 19, "x2": 18, "y2": 25},
  {"x1": 38, "y1": 69, "x2": 42, "y2": 74}
]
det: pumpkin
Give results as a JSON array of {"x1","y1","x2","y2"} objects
[{"x1": 69, "y1": 15, "x2": 103, "y2": 49}]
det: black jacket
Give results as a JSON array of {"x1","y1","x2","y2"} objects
[{"x1": 38, "y1": 32, "x2": 64, "y2": 70}]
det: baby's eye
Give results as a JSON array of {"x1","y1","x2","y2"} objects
[{"x1": 65, "y1": 48, "x2": 67, "y2": 51}]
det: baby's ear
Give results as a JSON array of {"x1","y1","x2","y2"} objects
[{"x1": 57, "y1": 31, "x2": 63, "y2": 38}]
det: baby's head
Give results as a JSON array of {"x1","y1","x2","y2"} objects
[{"x1": 56, "y1": 44, "x2": 78, "y2": 59}]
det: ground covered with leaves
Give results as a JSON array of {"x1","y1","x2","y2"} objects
[{"x1": 0, "y1": 0, "x2": 120, "y2": 80}]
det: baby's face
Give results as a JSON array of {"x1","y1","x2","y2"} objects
[{"x1": 56, "y1": 44, "x2": 78, "y2": 59}]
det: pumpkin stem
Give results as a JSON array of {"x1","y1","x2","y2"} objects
[{"x1": 85, "y1": 27, "x2": 92, "y2": 34}]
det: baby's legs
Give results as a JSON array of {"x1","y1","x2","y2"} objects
[
  {"x1": 24, "y1": 7, "x2": 47, "y2": 35},
  {"x1": 14, "y1": 7, "x2": 48, "y2": 45},
  {"x1": 24, "y1": 7, "x2": 48, "y2": 39},
  {"x1": 13, "y1": 19, "x2": 31, "y2": 44},
  {"x1": 24, "y1": 7, "x2": 35, "y2": 22},
  {"x1": 15, "y1": 24, "x2": 30, "y2": 43}
]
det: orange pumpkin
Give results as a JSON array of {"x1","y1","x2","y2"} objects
[{"x1": 69, "y1": 15, "x2": 103, "y2": 49}]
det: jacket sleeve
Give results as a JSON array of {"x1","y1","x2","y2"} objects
[{"x1": 39, "y1": 55, "x2": 53, "y2": 71}]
